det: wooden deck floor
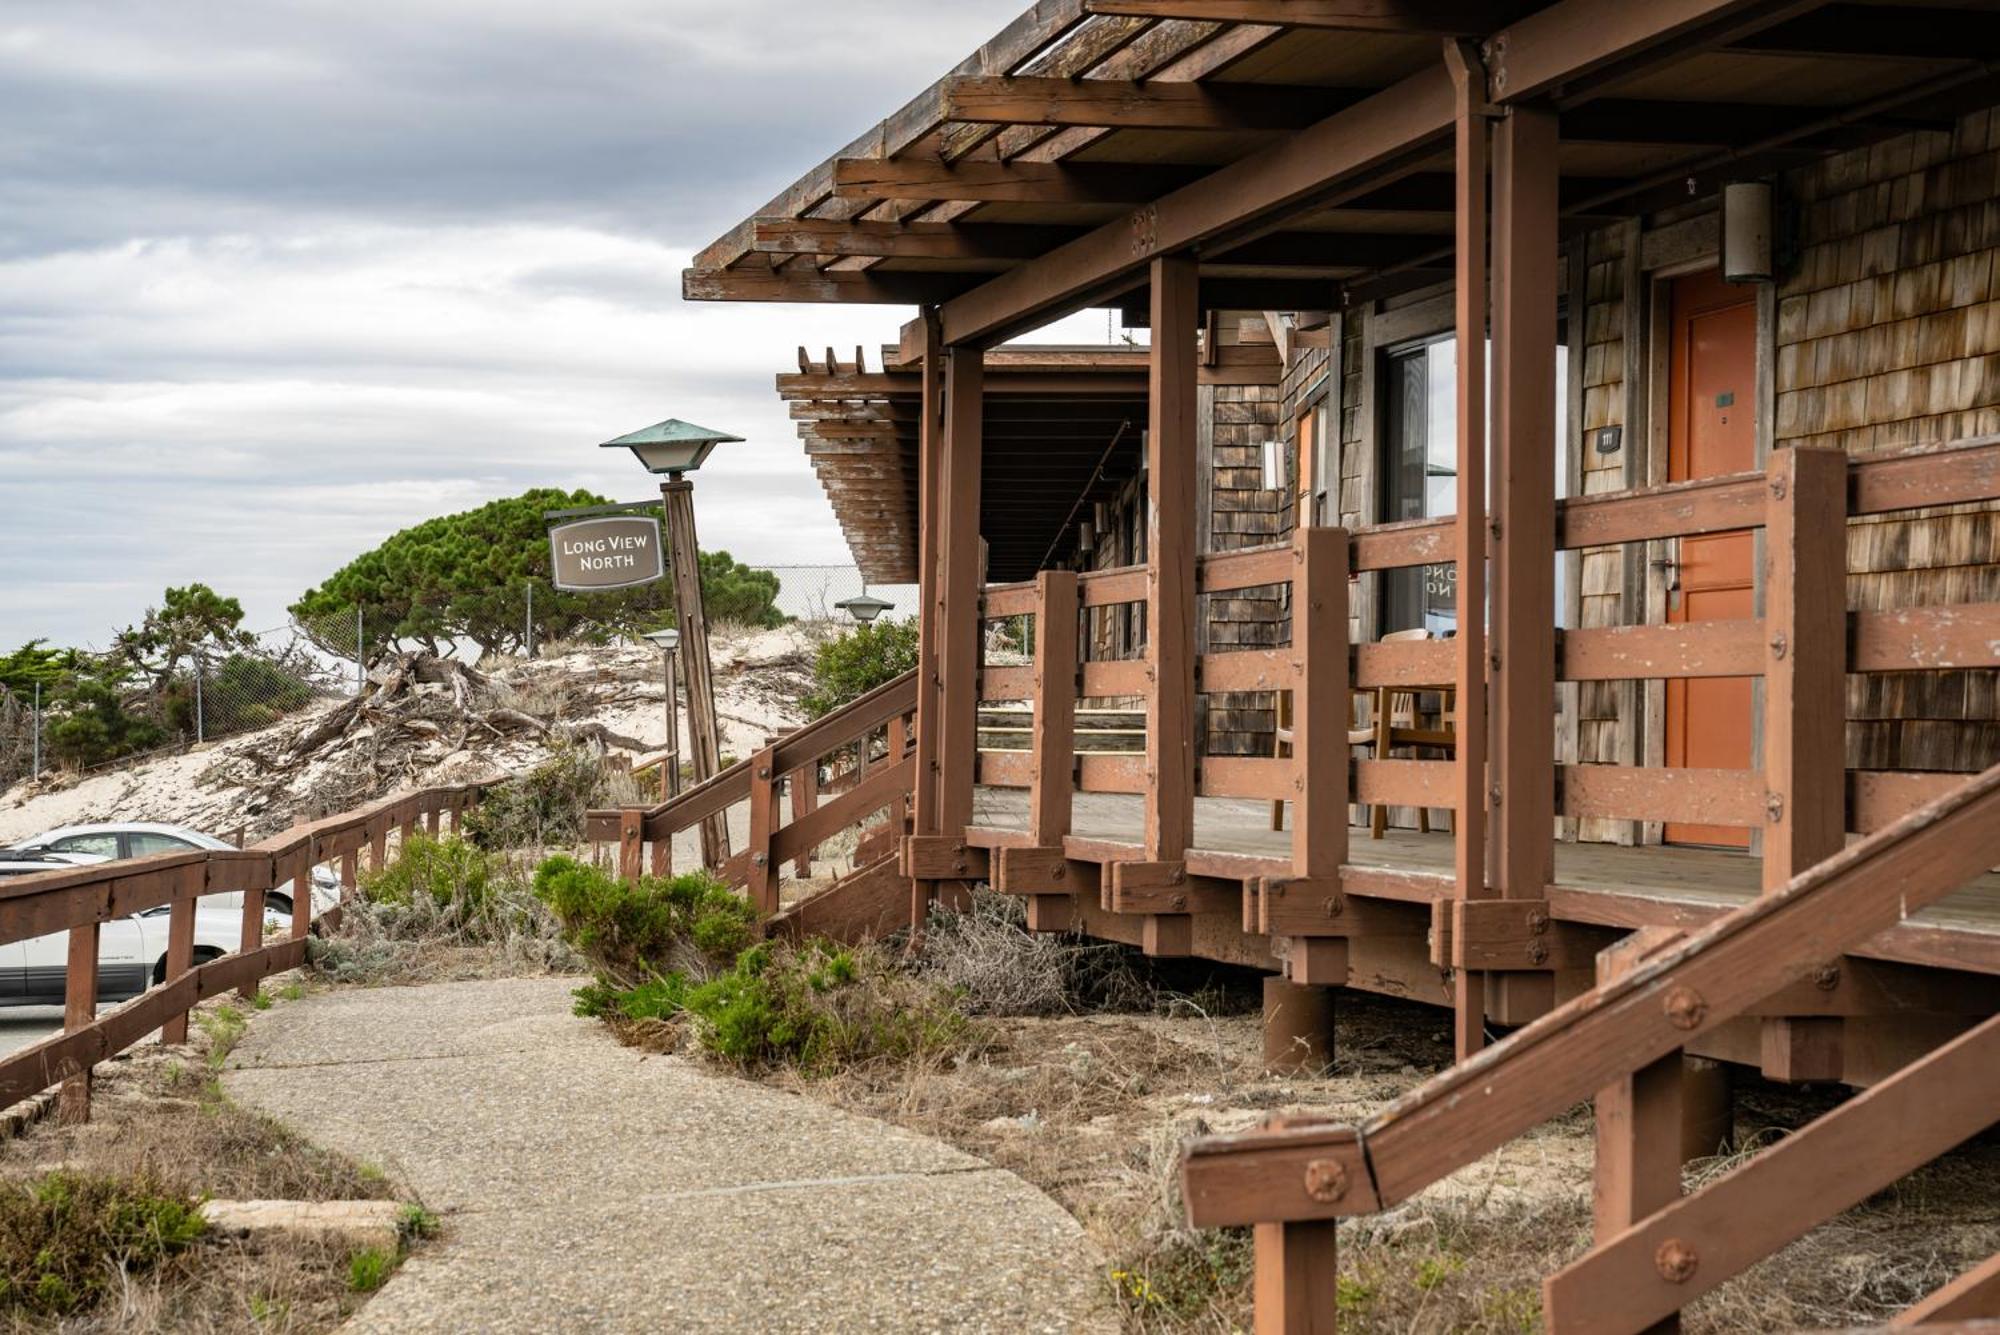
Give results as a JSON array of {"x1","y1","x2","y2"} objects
[{"x1": 968, "y1": 787, "x2": 2000, "y2": 974}]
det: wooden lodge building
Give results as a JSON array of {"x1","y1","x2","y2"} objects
[{"x1": 650, "y1": 2, "x2": 2000, "y2": 1328}]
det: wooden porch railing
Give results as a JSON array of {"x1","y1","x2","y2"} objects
[
  {"x1": 0, "y1": 782, "x2": 489, "y2": 1124},
  {"x1": 967, "y1": 434, "x2": 2000, "y2": 977},
  {"x1": 1179, "y1": 761, "x2": 2000, "y2": 1333},
  {"x1": 583, "y1": 668, "x2": 921, "y2": 916}
]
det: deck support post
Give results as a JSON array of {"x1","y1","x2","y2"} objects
[
  {"x1": 1136, "y1": 252, "x2": 1200, "y2": 949},
  {"x1": 1761, "y1": 446, "x2": 1849, "y2": 1079},
  {"x1": 910, "y1": 339, "x2": 984, "y2": 935},
  {"x1": 910, "y1": 311, "x2": 946, "y2": 928},
  {"x1": 1446, "y1": 39, "x2": 1492, "y2": 1062},
  {"x1": 1488, "y1": 104, "x2": 1560, "y2": 1025},
  {"x1": 1262, "y1": 975, "x2": 1336, "y2": 1074}
]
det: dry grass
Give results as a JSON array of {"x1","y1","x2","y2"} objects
[
  {"x1": 0, "y1": 987, "x2": 425, "y2": 1334},
  {"x1": 751, "y1": 912, "x2": 2000, "y2": 1333}
]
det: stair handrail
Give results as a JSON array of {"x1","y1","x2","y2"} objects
[{"x1": 1182, "y1": 759, "x2": 2000, "y2": 1226}]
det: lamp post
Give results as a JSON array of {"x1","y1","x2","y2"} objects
[
  {"x1": 602, "y1": 418, "x2": 742, "y2": 868},
  {"x1": 834, "y1": 591, "x2": 895, "y2": 626},
  {"x1": 642, "y1": 627, "x2": 682, "y2": 798}
]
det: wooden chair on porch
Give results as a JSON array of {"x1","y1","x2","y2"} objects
[{"x1": 1269, "y1": 628, "x2": 1457, "y2": 838}]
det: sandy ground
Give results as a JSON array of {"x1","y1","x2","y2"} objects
[{"x1": 0, "y1": 623, "x2": 822, "y2": 847}]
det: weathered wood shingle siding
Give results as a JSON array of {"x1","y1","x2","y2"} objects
[{"x1": 1775, "y1": 113, "x2": 2000, "y2": 779}]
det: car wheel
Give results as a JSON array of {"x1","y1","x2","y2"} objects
[{"x1": 153, "y1": 945, "x2": 223, "y2": 987}]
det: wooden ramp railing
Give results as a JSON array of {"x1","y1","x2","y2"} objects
[
  {"x1": 1179, "y1": 762, "x2": 2000, "y2": 1333},
  {"x1": 0, "y1": 782, "x2": 489, "y2": 1124},
  {"x1": 584, "y1": 668, "x2": 921, "y2": 916}
]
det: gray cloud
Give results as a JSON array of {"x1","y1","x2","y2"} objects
[{"x1": 0, "y1": 2, "x2": 1026, "y2": 646}]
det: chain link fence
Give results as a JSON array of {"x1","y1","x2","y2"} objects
[{"x1": 0, "y1": 564, "x2": 899, "y2": 790}]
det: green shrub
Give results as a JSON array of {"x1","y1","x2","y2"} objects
[
  {"x1": 0, "y1": 1171, "x2": 206, "y2": 1316},
  {"x1": 532, "y1": 857, "x2": 756, "y2": 989},
  {"x1": 801, "y1": 617, "x2": 918, "y2": 719},
  {"x1": 462, "y1": 746, "x2": 612, "y2": 849},
  {"x1": 362, "y1": 834, "x2": 494, "y2": 912}
]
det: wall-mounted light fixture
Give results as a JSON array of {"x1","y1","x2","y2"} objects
[
  {"x1": 1722, "y1": 180, "x2": 1774, "y2": 284},
  {"x1": 1077, "y1": 520, "x2": 1095, "y2": 555}
]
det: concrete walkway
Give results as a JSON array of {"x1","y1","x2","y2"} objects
[{"x1": 222, "y1": 977, "x2": 1116, "y2": 1334}]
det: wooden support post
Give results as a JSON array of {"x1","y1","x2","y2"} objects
[
  {"x1": 1590, "y1": 928, "x2": 1684, "y2": 1335},
  {"x1": 161, "y1": 866, "x2": 198, "y2": 1045},
  {"x1": 1490, "y1": 102, "x2": 1560, "y2": 1028},
  {"x1": 238, "y1": 881, "x2": 266, "y2": 1003},
  {"x1": 400, "y1": 815, "x2": 417, "y2": 852},
  {"x1": 911, "y1": 310, "x2": 946, "y2": 928},
  {"x1": 618, "y1": 809, "x2": 644, "y2": 885},
  {"x1": 59, "y1": 922, "x2": 99, "y2": 1123},
  {"x1": 747, "y1": 744, "x2": 781, "y2": 916},
  {"x1": 650, "y1": 836, "x2": 672, "y2": 878},
  {"x1": 424, "y1": 807, "x2": 440, "y2": 838},
  {"x1": 790, "y1": 763, "x2": 819, "y2": 878},
  {"x1": 662, "y1": 475, "x2": 730, "y2": 868},
  {"x1": 1262, "y1": 975, "x2": 1336, "y2": 1074},
  {"x1": 1253, "y1": 1218, "x2": 1339, "y2": 1335},
  {"x1": 370, "y1": 823, "x2": 388, "y2": 872},
  {"x1": 1763, "y1": 446, "x2": 1848, "y2": 890},
  {"x1": 1445, "y1": 39, "x2": 1492, "y2": 1063},
  {"x1": 1146, "y1": 252, "x2": 1199, "y2": 867},
  {"x1": 340, "y1": 849, "x2": 358, "y2": 903},
  {"x1": 917, "y1": 342, "x2": 985, "y2": 936},
  {"x1": 1762, "y1": 446, "x2": 1848, "y2": 1079},
  {"x1": 1030, "y1": 570, "x2": 1080, "y2": 847}
]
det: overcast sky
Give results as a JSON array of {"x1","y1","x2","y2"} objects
[{"x1": 0, "y1": 0, "x2": 1115, "y2": 647}]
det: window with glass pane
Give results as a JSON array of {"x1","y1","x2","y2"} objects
[{"x1": 1379, "y1": 336, "x2": 1568, "y2": 634}]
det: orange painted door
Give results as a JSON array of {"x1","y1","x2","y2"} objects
[{"x1": 1664, "y1": 271, "x2": 1757, "y2": 848}]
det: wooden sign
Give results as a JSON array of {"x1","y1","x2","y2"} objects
[{"x1": 548, "y1": 516, "x2": 664, "y2": 591}]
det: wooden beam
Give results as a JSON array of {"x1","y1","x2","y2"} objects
[
  {"x1": 690, "y1": 1, "x2": 1094, "y2": 270},
  {"x1": 1083, "y1": 0, "x2": 1498, "y2": 32},
  {"x1": 937, "y1": 347, "x2": 984, "y2": 839},
  {"x1": 1146, "y1": 253, "x2": 1200, "y2": 863},
  {"x1": 1491, "y1": 106, "x2": 1558, "y2": 911},
  {"x1": 1731, "y1": 4, "x2": 2000, "y2": 61},
  {"x1": 912, "y1": 310, "x2": 945, "y2": 852},
  {"x1": 753, "y1": 218, "x2": 1076, "y2": 261},
  {"x1": 1447, "y1": 37, "x2": 1490, "y2": 1064},
  {"x1": 683, "y1": 267, "x2": 973, "y2": 305},
  {"x1": 832, "y1": 156, "x2": 1198, "y2": 205},
  {"x1": 941, "y1": 74, "x2": 1356, "y2": 131},
  {"x1": 933, "y1": 0, "x2": 1804, "y2": 344}
]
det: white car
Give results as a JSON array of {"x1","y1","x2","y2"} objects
[
  {"x1": 0, "y1": 851, "x2": 277, "y2": 1007},
  {"x1": 7, "y1": 821, "x2": 340, "y2": 921}
]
